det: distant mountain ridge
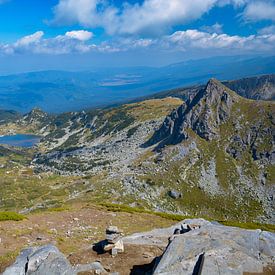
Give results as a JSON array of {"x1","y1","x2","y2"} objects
[
  {"x1": 0, "y1": 55, "x2": 274, "y2": 113},
  {"x1": 140, "y1": 74, "x2": 275, "y2": 103}
]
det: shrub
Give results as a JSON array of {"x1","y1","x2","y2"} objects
[{"x1": 0, "y1": 211, "x2": 26, "y2": 221}]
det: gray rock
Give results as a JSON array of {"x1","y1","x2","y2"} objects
[
  {"x1": 153, "y1": 219, "x2": 275, "y2": 275},
  {"x1": 3, "y1": 248, "x2": 35, "y2": 275},
  {"x1": 168, "y1": 190, "x2": 182, "y2": 199},
  {"x1": 74, "y1": 262, "x2": 107, "y2": 274},
  {"x1": 3, "y1": 245, "x2": 75, "y2": 275},
  {"x1": 145, "y1": 79, "x2": 233, "y2": 148},
  {"x1": 29, "y1": 252, "x2": 74, "y2": 275},
  {"x1": 123, "y1": 219, "x2": 211, "y2": 247}
]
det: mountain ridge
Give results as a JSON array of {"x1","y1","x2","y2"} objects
[{"x1": 0, "y1": 56, "x2": 274, "y2": 113}]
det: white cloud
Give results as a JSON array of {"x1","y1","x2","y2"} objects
[
  {"x1": 166, "y1": 29, "x2": 275, "y2": 51},
  {"x1": 200, "y1": 23, "x2": 223, "y2": 34},
  {"x1": 1, "y1": 29, "x2": 274, "y2": 56},
  {"x1": 258, "y1": 25, "x2": 275, "y2": 35},
  {"x1": 111, "y1": 0, "x2": 217, "y2": 35},
  {"x1": 51, "y1": 0, "x2": 252, "y2": 36},
  {"x1": 52, "y1": 0, "x2": 101, "y2": 26},
  {"x1": 65, "y1": 30, "x2": 93, "y2": 41},
  {"x1": 2, "y1": 30, "x2": 98, "y2": 55},
  {"x1": 243, "y1": 1, "x2": 275, "y2": 22},
  {"x1": 50, "y1": 0, "x2": 275, "y2": 36},
  {"x1": 15, "y1": 31, "x2": 44, "y2": 47}
]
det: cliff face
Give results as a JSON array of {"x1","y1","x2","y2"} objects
[
  {"x1": 145, "y1": 79, "x2": 234, "y2": 147},
  {"x1": 146, "y1": 79, "x2": 274, "y2": 165}
]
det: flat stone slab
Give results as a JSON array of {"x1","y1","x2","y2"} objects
[
  {"x1": 153, "y1": 220, "x2": 275, "y2": 275},
  {"x1": 123, "y1": 218, "x2": 211, "y2": 247}
]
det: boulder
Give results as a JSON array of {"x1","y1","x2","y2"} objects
[
  {"x1": 153, "y1": 220, "x2": 275, "y2": 275},
  {"x1": 3, "y1": 244, "x2": 110, "y2": 274},
  {"x1": 3, "y1": 245, "x2": 74, "y2": 275},
  {"x1": 168, "y1": 190, "x2": 182, "y2": 199}
]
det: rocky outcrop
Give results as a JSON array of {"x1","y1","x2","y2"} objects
[
  {"x1": 153, "y1": 221, "x2": 275, "y2": 275},
  {"x1": 145, "y1": 79, "x2": 234, "y2": 147},
  {"x1": 3, "y1": 244, "x2": 107, "y2": 275},
  {"x1": 226, "y1": 122, "x2": 275, "y2": 165},
  {"x1": 124, "y1": 218, "x2": 275, "y2": 275},
  {"x1": 22, "y1": 108, "x2": 51, "y2": 126},
  {"x1": 3, "y1": 245, "x2": 74, "y2": 275}
]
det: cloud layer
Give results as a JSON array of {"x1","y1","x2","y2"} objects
[
  {"x1": 1, "y1": 28, "x2": 274, "y2": 56},
  {"x1": 1, "y1": 1, "x2": 274, "y2": 58}
]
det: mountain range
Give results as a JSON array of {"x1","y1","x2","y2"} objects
[
  {"x1": 0, "y1": 74, "x2": 274, "y2": 225},
  {"x1": 0, "y1": 55, "x2": 275, "y2": 113}
]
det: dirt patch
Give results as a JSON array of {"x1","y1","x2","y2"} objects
[{"x1": 69, "y1": 244, "x2": 164, "y2": 275}]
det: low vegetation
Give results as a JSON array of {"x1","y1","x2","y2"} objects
[
  {"x1": 99, "y1": 203, "x2": 275, "y2": 232},
  {"x1": 0, "y1": 211, "x2": 26, "y2": 221}
]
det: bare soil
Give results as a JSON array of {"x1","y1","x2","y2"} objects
[{"x1": 69, "y1": 244, "x2": 164, "y2": 275}]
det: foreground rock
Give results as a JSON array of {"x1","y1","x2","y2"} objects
[
  {"x1": 153, "y1": 220, "x2": 275, "y2": 275},
  {"x1": 124, "y1": 218, "x2": 275, "y2": 275},
  {"x1": 3, "y1": 244, "x2": 106, "y2": 275}
]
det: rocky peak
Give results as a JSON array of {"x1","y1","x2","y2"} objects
[
  {"x1": 23, "y1": 107, "x2": 50, "y2": 125},
  {"x1": 145, "y1": 79, "x2": 234, "y2": 147}
]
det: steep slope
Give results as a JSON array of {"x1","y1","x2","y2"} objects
[
  {"x1": 33, "y1": 98, "x2": 183, "y2": 173},
  {"x1": 142, "y1": 79, "x2": 274, "y2": 222}
]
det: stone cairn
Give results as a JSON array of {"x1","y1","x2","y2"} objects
[{"x1": 103, "y1": 226, "x2": 124, "y2": 256}]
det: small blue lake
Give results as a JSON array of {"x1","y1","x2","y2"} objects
[{"x1": 0, "y1": 134, "x2": 41, "y2": 148}]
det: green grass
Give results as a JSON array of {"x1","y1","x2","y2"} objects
[
  {"x1": 0, "y1": 211, "x2": 26, "y2": 221},
  {"x1": 220, "y1": 220, "x2": 275, "y2": 232},
  {"x1": 99, "y1": 202, "x2": 189, "y2": 221},
  {"x1": 99, "y1": 203, "x2": 275, "y2": 232},
  {"x1": 0, "y1": 249, "x2": 20, "y2": 273}
]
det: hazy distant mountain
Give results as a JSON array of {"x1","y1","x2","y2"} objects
[
  {"x1": 140, "y1": 74, "x2": 275, "y2": 103},
  {"x1": 0, "y1": 55, "x2": 274, "y2": 113}
]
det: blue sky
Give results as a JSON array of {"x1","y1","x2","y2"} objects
[{"x1": 0, "y1": 0, "x2": 274, "y2": 74}]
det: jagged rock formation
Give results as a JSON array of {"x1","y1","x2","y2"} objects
[
  {"x1": 21, "y1": 108, "x2": 52, "y2": 130},
  {"x1": 145, "y1": 79, "x2": 234, "y2": 147}
]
